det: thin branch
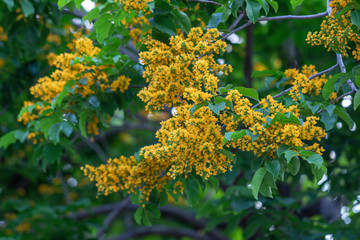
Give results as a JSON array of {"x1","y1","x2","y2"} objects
[
  {"x1": 252, "y1": 63, "x2": 340, "y2": 109},
  {"x1": 96, "y1": 197, "x2": 131, "y2": 239},
  {"x1": 257, "y1": 11, "x2": 328, "y2": 21},
  {"x1": 105, "y1": 226, "x2": 211, "y2": 240},
  {"x1": 308, "y1": 62, "x2": 339, "y2": 80},
  {"x1": 62, "y1": 7, "x2": 86, "y2": 18},
  {"x1": 57, "y1": 170, "x2": 71, "y2": 204},
  {"x1": 68, "y1": 203, "x2": 227, "y2": 240},
  {"x1": 222, "y1": 11, "x2": 328, "y2": 40},
  {"x1": 222, "y1": 14, "x2": 245, "y2": 39},
  {"x1": 188, "y1": 0, "x2": 222, "y2": 6},
  {"x1": 81, "y1": 137, "x2": 108, "y2": 163}
]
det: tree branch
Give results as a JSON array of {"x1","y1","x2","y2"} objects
[
  {"x1": 222, "y1": 11, "x2": 328, "y2": 40},
  {"x1": 81, "y1": 136, "x2": 108, "y2": 163},
  {"x1": 251, "y1": 63, "x2": 340, "y2": 109},
  {"x1": 96, "y1": 197, "x2": 131, "y2": 239}
]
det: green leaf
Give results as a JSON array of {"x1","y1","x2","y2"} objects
[
  {"x1": 251, "y1": 167, "x2": 266, "y2": 200},
  {"x1": 231, "y1": 0, "x2": 245, "y2": 17},
  {"x1": 145, "y1": 204, "x2": 161, "y2": 219},
  {"x1": 149, "y1": 15, "x2": 177, "y2": 36},
  {"x1": 265, "y1": 160, "x2": 280, "y2": 181},
  {"x1": 354, "y1": 91, "x2": 360, "y2": 110},
  {"x1": 51, "y1": 80, "x2": 75, "y2": 109},
  {"x1": 79, "y1": 110, "x2": 88, "y2": 137},
  {"x1": 3, "y1": 0, "x2": 14, "y2": 10},
  {"x1": 217, "y1": 149, "x2": 236, "y2": 163},
  {"x1": 74, "y1": 0, "x2": 83, "y2": 10},
  {"x1": 265, "y1": 0, "x2": 278, "y2": 12},
  {"x1": 334, "y1": 106, "x2": 355, "y2": 128},
  {"x1": 299, "y1": 150, "x2": 315, "y2": 159},
  {"x1": 245, "y1": 0, "x2": 262, "y2": 23},
  {"x1": 87, "y1": 96, "x2": 100, "y2": 109},
  {"x1": 325, "y1": 104, "x2": 336, "y2": 115},
  {"x1": 350, "y1": 10, "x2": 360, "y2": 28},
  {"x1": 276, "y1": 145, "x2": 290, "y2": 157},
  {"x1": 20, "y1": 0, "x2": 35, "y2": 17},
  {"x1": 84, "y1": 7, "x2": 99, "y2": 22},
  {"x1": 320, "y1": 110, "x2": 337, "y2": 131},
  {"x1": 48, "y1": 122, "x2": 73, "y2": 143},
  {"x1": 322, "y1": 73, "x2": 345, "y2": 100},
  {"x1": 134, "y1": 150, "x2": 144, "y2": 164},
  {"x1": 284, "y1": 150, "x2": 298, "y2": 163},
  {"x1": 270, "y1": 112, "x2": 301, "y2": 126},
  {"x1": 208, "y1": 12, "x2": 223, "y2": 28},
  {"x1": 173, "y1": 9, "x2": 191, "y2": 32},
  {"x1": 290, "y1": 0, "x2": 304, "y2": 9},
  {"x1": 134, "y1": 207, "x2": 143, "y2": 225},
  {"x1": 190, "y1": 101, "x2": 209, "y2": 116},
  {"x1": 208, "y1": 102, "x2": 226, "y2": 115},
  {"x1": 14, "y1": 130, "x2": 29, "y2": 143},
  {"x1": 43, "y1": 144, "x2": 62, "y2": 164},
  {"x1": 234, "y1": 87, "x2": 259, "y2": 101},
  {"x1": 58, "y1": 0, "x2": 69, "y2": 10},
  {"x1": 184, "y1": 178, "x2": 200, "y2": 206},
  {"x1": 305, "y1": 154, "x2": 323, "y2": 169},
  {"x1": 288, "y1": 156, "x2": 300, "y2": 175},
  {"x1": 311, "y1": 164, "x2": 326, "y2": 183},
  {"x1": 255, "y1": 0, "x2": 269, "y2": 14},
  {"x1": 0, "y1": 131, "x2": 16, "y2": 149},
  {"x1": 94, "y1": 13, "x2": 113, "y2": 43}
]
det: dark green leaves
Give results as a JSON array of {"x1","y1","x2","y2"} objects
[
  {"x1": 350, "y1": 10, "x2": 360, "y2": 28},
  {"x1": 234, "y1": 87, "x2": 259, "y2": 101},
  {"x1": 354, "y1": 91, "x2": 360, "y2": 110},
  {"x1": 269, "y1": 112, "x2": 301, "y2": 126},
  {"x1": 94, "y1": 13, "x2": 113, "y2": 44},
  {"x1": 245, "y1": 0, "x2": 262, "y2": 23},
  {"x1": 265, "y1": 160, "x2": 280, "y2": 181},
  {"x1": 251, "y1": 167, "x2": 266, "y2": 200},
  {"x1": 184, "y1": 178, "x2": 200, "y2": 205},
  {"x1": 208, "y1": 102, "x2": 226, "y2": 115},
  {"x1": 322, "y1": 73, "x2": 345, "y2": 100},
  {"x1": 79, "y1": 110, "x2": 88, "y2": 137},
  {"x1": 208, "y1": 13, "x2": 223, "y2": 29},
  {"x1": 20, "y1": 0, "x2": 35, "y2": 17},
  {"x1": 0, "y1": 130, "x2": 28, "y2": 149},
  {"x1": 231, "y1": 0, "x2": 245, "y2": 18},
  {"x1": 48, "y1": 122, "x2": 73, "y2": 143},
  {"x1": 290, "y1": 0, "x2": 304, "y2": 9},
  {"x1": 217, "y1": 149, "x2": 236, "y2": 162}
]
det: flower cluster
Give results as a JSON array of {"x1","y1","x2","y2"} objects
[
  {"x1": 138, "y1": 27, "x2": 232, "y2": 111},
  {"x1": 223, "y1": 90, "x2": 326, "y2": 158},
  {"x1": 285, "y1": 65, "x2": 329, "y2": 101},
  {"x1": 306, "y1": 0, "x2": 360, "y2": 60},
  {"x1": 18, "y1": 35, "x2": 131, "y2": 136},
  {"x1": 122, "y1": 16, "x2": 151, "y2": 45},
  {"x1": 116, "y1": 0, "x2": 155, "y2": 12},
  {"x1": 83, "y1": 104, "x2": 232, "y2": 200}
]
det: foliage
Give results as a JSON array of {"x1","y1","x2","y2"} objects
[{"x1": 1, "y1": 0, "x2": 360, "y2": 239}]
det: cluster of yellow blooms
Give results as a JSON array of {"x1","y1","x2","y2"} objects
[
  {"x1": 223, "y1": 90, "x2": 326, "y2": 157},
  {"x1": 0, "y1": 26, "x2": 8, "y2": 42},
  {"x1": 18, "y1": 35, "x2": 131, "y2": 136},
  {"x1": 138, "y1": 27, "x2": 232, "y2": 111},
  {"x1": 83, "y1": 28, "x2": 235, "y2": 200},
  {"x1": 83, "y1": 104, "x2": 232, "y2": 200},
  {"x1": 116, "y1": 0, "x2": 154, "y2": 12},
  {"x1": 306, "y1": 0, "x2": 360, "y2": 60},
  {"x1": 284, "y1": 65, "x2": 330, "y2": 101},
  {"x1": 122, "y1": 16, "x2": 151, "y2": 45}
]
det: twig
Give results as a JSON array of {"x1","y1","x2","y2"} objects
[
  {"x1": 251, "y1": 63, "x2": 340, "y2": 109},
  {"x1": 105, "y1": 226, "x2": 212, "y2": 240},
  {"x1": 222, "y1": 11, "x2": 328, "y2": 40},
  {"x1": 57, "y1": 170, "x2": 71, "y2": 204},
  {"x1": 81, "y1": 136, "x2": 108, "y2": 163},
  {"x1": 221, "y1": 14, "x2": 245, "y2": 39},
  {"x1": 68, "y1": 203, "x2": 227, "y2": 240},
  {"x1": 96, "y1": 197, "x2": 131, "y2": 239},
  {"x1": 257, "y1": 11, "x2": 328, "y2": 21},
  {"x1": 188, "y1": 0, "x2": 222, "y2": 6}
]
